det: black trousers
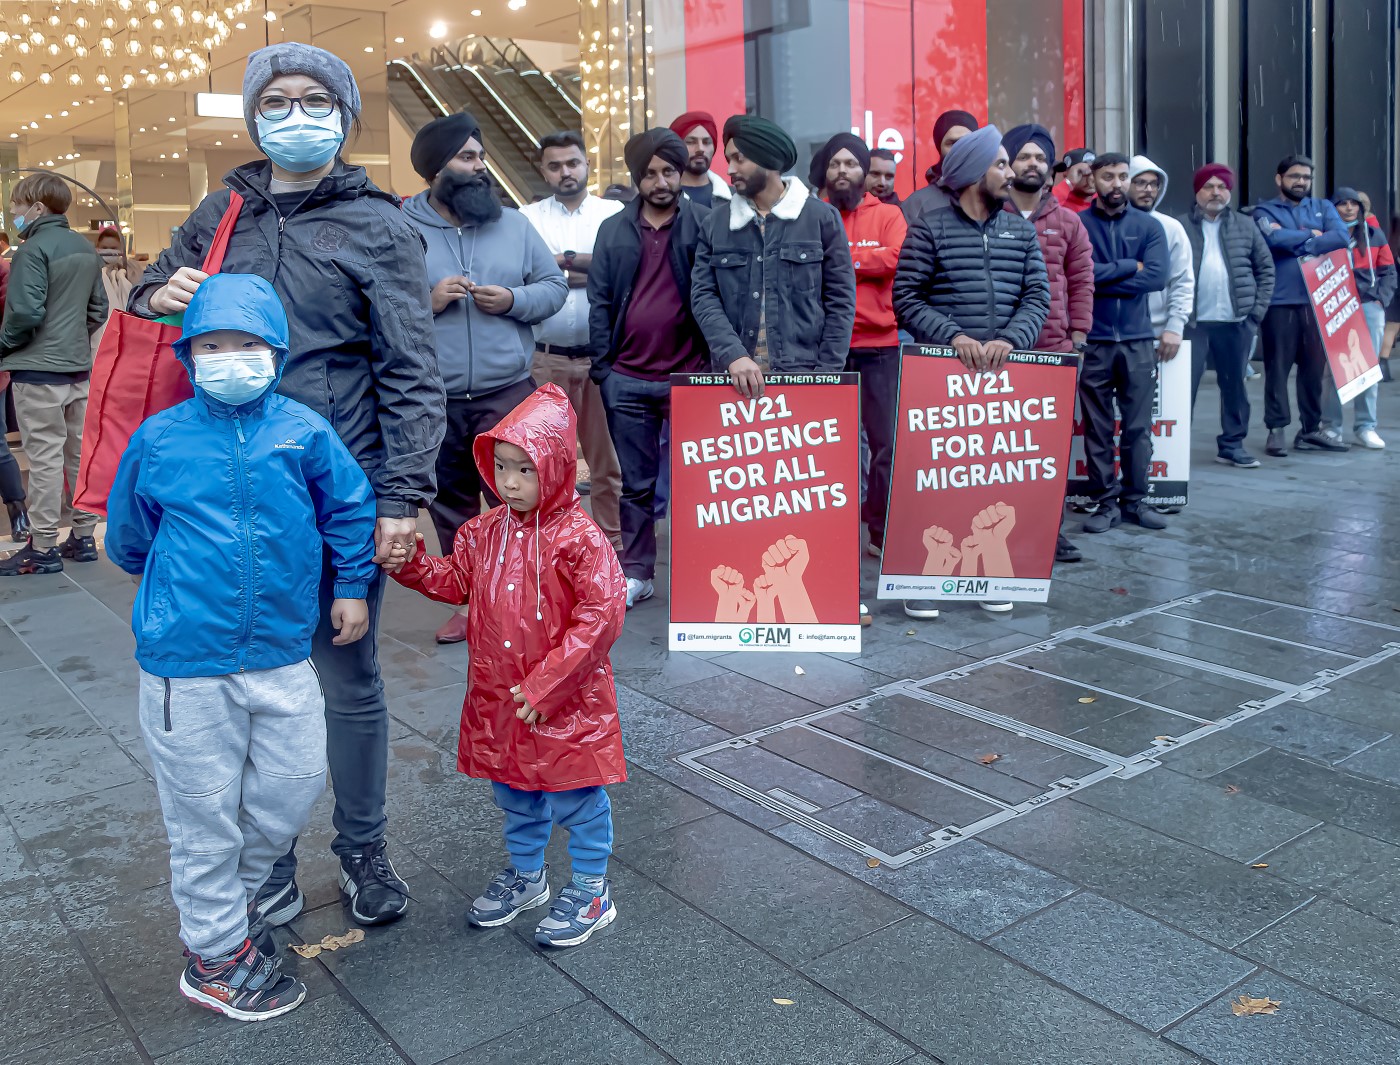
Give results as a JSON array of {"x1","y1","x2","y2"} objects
[
  {"x1": 1079, "y1": 339, "x2": 1157, "y2": 507},
  {"x1": 1188, "y1": 320, "x2": 1253, "y2": 455},
  {"x1": 429, "y1": 378, "x2": 538, "y2": 554},
  {"x1": 1260, "y1": 304, "x2": 1326, "y2": 433},
  {"x1": 599, "y1": 371, "x2": 669, "y2": 580},
  {"x1": 846, "y1": 345, "x2": 900, "y2": 546}
]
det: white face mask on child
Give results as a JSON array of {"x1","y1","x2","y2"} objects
[{"x1": 193, "y1": 350, "x2": 277, "y2": 406}]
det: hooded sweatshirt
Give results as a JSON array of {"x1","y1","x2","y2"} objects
[
  {"x1": 1127, "y1": 156, "x2": 1195, "y2": 337},
  {"x1": 391, "y1": 383, "x2": 627, "y2": 792},
  {"x1": 835, "y1": 192, "x2": 908, "y2": 347},
  {"x1": 402, "y1": 192, "x2": 568, "y2": 398}
]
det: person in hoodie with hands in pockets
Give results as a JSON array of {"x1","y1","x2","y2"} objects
[
  {"x1": 106, "y1": 273, "x2": 378, "y2": 1022},
  {"x1": 131, "y1": 43, "x2": 444, "y2": 930},
  {"x1": 381, "y1": 384, "x2": 627, "y2": 949},
  {"x1": 401, "y1": 111, "x2": 568, "y2": 645}
]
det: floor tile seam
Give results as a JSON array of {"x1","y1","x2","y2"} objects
[
  {"x1": 1332, "y1": 732, "x2": 1400, "y2": 771},
  {"x1": 281, "y1": 947, "x2": 418, "y2": 1064},
  {"x1": 1241, "y1": 821, "x2": 1329, "y2": 867},
  {"x1": 975, "y1": 886, "x2": 1087, "y2": 944},
  {"x1": 1153, "y1": 964, "x2": 1265, "y2": 1040},
  {"x1": 0, "y1": 1021, "x2": 119, "y2": 1065},
  {"x1": 777, "y1": 912, "x2": 923, "y2": 971},
  {"x1": 1230, "y1": 894, "x2": 1321, "y2": 950}
]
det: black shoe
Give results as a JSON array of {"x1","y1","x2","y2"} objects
[
  {"x1": 58, "y1": 532, "x2": 99, "y2": 562},
  {"x1": 1083, "y1": 506, "x2": 1120, "y2": 534},
  {"x1": 0, "y1": 540, "x2": 62, "y2": 576},
  {"x1": 339, "y1": 840, "x2": 410, "y2": 925},
  {"x1": 247, "y1": 901, "x2": 278, "y2": 958},
  {"x1": 575, "y1": 480, "x2": 591, "y2": 496},
  {"x1": 1382, "y1": 359, "x2": 1393, "y2": 382},
  {"x1": 1215, "y1": 450, "x2": 1261, "y2": 469},
  {"x1": 179, "y1": 940, "x2": 305, "y2": 1021},
  {"x1": 252, "y1": 878, "x2": 304, "y2": 928},
  {"x1": 1265, "y1": 428, "x2": 1287, "y2": 457},
  {"x1": 1294, "y1": 430, "x2": 1349, "y2": 453},
  {"x1": 4, "y1": 501, "x2": 28, "y2": 541},
  {"x1": 1123, "y1": 505, "x2": 1169, "y2": 530},
  {"x1": 1054, "y1": 534, "x2": 1082, "y2": 563}
]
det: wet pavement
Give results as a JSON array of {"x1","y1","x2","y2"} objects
[{"x1": 4, "y1": 381, "x2": 1400, "y2": 1065}]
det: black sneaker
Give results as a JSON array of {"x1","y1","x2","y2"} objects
[
  {"x1": 339, "y1": 840, "x2": 410, "y2": 925},
  {"x1": 58, "y1": 532, "x2": 99, "y2": 562},
  {"x1": 252, "y1": 878, "x2": 304, "y2": 928},
  {"x1": 246, "y1": 901, "x2": 278, "y2": 958},
  {"x1": 1265, "y1": 428, "x2": 1288, "y2": 457},
  {"x1": 1295, "y1": 430, "x2": 1348, "y2": 453},
  {"x1": 1083, "y1": 506, "x2": 1121, "y2": 534},
  {"x1": 178, "y1": 940, "x2": 305, "y2": 1021},
  {"x1": 1122, "y1": 505, "x2": 1169, "y2": 530},
  {"x1": 1054, "y1": 534, "x2": 1082, "y2": 563},
  {"x1": 0, "y1": 541, "x2": 62, "y2": 576},
  {"x1": 4, "y1": 501, "x2": 28, "y2": 542}
]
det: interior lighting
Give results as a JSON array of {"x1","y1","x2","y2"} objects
[
  {"x1": 7, "y1": 65, "x2": 22, "y2": 83},
  {"x1": 393, "y1": 35, "x2": 404, "y2": 43},
  {"x1": 37, "y1": 65, "x2": 52, "y2": 84},
  {"x1": 507, "y1": 0, "x2": 525, "y2": 9},
  {"x1": 428, "y1": 21, "x2": 447, "y2": 38},
  {"x1": 264, "y1": 10, "x2": 277, "y2": 21}
]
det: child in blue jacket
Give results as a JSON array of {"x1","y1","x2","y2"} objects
[{"x1": 106, "y1": 273, "x2": 377, "y2": 1022}]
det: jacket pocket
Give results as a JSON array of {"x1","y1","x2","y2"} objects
[
  {"x1": 162, "y1": 678, "x2": 172, "y2": 732},
  {"x1": 779, "y1": 242, "x2": 823, "y2": 292},
  {"x1": 143, "y1": 553, "x2": 174, "y2": 642}
]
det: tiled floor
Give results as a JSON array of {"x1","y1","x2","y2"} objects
[{"x1": 4, "y1": 378, "x2": 1400, "y2": 1064}]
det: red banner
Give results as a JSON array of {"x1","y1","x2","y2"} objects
[
  {"x1": 668, "y1": 373, "x2": 861, "y2": 651},
  {"x1": 1304, "y1": 249, "x2": 1382, "y2": 403},
  {"x1": 878, "y1": 347, "x2": 1079, "y2": 602}
]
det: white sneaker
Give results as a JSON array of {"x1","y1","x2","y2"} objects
[
  {"x1": 903, "y1": 600, "x2": 940, "y2": 620},
  {"x1": 1355, "y1": 428, "x2": 1386, "y2": 450},
  {"x1": 979, "y1": 601, "x2": 1014, "y2": 614},
  {"x1": 625, "y1": 577, "x2": 655, "y2": 609}
]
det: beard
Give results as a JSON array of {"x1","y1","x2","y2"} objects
[
  {"x1": 829, "y1": 182, "x2": 864, "y2": 212},
  {"x1": 731, "y1": 164, "x2": 775, "y2": 198},
  {"x1": 686, "y1": 153, "x2": 712, "y2": 175},
  {"x1": 1012, "y1": 169, "x2": 1046, "y2": 193},
  {"x1": 643, "y1": 185, "x2": 679, "y2": 210},
  {"x1": 1100, "y1": 188, "x2": 1127, "y2": 209},
  {"x1": 1282, "y1": 183, "x2": 1309, "y2": 203},
  {"x1": 435, "y1": 170, "x2": 502, "y2": 226}
]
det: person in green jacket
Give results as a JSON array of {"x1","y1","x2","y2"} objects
[{"x1": 0, "y1": 172, "x2": 107, "y2": 576}]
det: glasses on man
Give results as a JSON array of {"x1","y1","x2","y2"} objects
[{"x1": 257, "y1": 92, "x2": 338, "y2": 121}]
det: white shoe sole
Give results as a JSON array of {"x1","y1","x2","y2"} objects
[
  {"x1": 536, "y1": 901, "x2": 617, "y2": 947},
  {"x1": 339, "y1": 868, "x2": 410, "y2": 926},
  {"x1": 1356, "y1": 438, "x2": 1386, "y2": 450},
  {"x1": 626, "y1": 585, "x2": 655, "y2": 609},
  {"x1": 903, "y1": 607, "x2": 939, "y2": 620},
  {"x1": 178, "y1": 972, "x2": 305, "y2": 1022},
  {"x1": 979, "y1": 602, "x2": 1014, "y2": 614},
  {"x1": 255, "y1": 885, "x2": 304, "y2": 928},
  {"x1": 467, "y1": 884, "x2": 551, "y2": 928}
]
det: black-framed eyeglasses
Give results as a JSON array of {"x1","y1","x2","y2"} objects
[{"x1": 257, "y1": 92, "x2": 338, "y2": 121}]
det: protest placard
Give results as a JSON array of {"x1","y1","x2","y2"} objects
[{"x1": 1303, "y1": 249, "x2": 1382, "y2": 403}]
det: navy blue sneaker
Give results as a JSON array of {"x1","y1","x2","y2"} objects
[
  {"x1": 252, "y1": 878, "x2": 303, "y2": 928},
  {"x1": 534, "y1": 881, "x2": 616, "y2": 947},
  {"x1": 179, "y1": 940, "x2": 305, "y2": 1021},
  {"x1": 467, "y1": 865, "x2": 550, "y2": 928}
]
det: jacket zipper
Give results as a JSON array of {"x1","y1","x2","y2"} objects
[
  {"x1": 232, "y1": 414, "x2": 253, "y2": 671},
  {"x1": 162, "y1": 677, "x2": 172, "y2": 732},
  {"x1": 981, "y1": 228, "x2": 996, "y2": 336}
]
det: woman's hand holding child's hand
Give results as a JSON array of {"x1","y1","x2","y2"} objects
[
  {"x1": 379, "y1": 532, "x2": 424, "y2": 574},
  {"x1": 512, "y1": 685, "x2": 545, "y2": 726},
  {"x1": 331, "y1": 598, "x2": 370, "y2": 645}
]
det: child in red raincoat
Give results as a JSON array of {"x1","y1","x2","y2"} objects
[{"x1": 384, "y1": 383, "x2": 627, "y2": 947}]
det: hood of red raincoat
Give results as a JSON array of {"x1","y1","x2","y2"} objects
[{"x1": 473, "y1": 384, "x2": 578, "y2": 519}]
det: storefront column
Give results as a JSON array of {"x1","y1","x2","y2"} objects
[{"x1": 580, "y1": 0, "x2": 653, "y2": 191}]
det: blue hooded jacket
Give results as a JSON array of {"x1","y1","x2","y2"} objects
[
  {"x1": 1252, "y1": 196, "x2": 1349, "y2": 306},
  {"x1": 106, "y1": 273, "x2": 378, "y2": 679}
]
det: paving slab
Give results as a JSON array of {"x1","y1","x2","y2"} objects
[
  {"x1": 442, "y1": 1000, "x2": 670, "y2": 1064},
  {"x1": 1261, "y1": 823, "x2": 1400, "y2": 920}
]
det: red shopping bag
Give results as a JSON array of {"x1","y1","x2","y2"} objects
[{"x1": 74, "y1": 193, "x2": 243, "y2": 516}]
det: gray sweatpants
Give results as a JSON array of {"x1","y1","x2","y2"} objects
[{"x1": 139, "y1": 661, "x2": 327, "y2": 959}]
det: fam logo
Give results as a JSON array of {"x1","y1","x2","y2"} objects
[
  {"x1": 738, "y1": 626, "x2": 792, "y2": 647},
  {"x1": 274, "y1": 438, "x2": 305, "y2": 450},
  {"x1": 941, "y1": 578, "x2": 989, "y2": 595}
]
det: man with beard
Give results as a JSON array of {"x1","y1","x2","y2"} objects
[
  {"x1": 1003, "y1": 123, "x2": 1094, "y2": 564},
  {"x1": 1052, "y1": 148, "x2": 1097, "y2": 213},
  {"x1": 1253, "y1": 155, "x2": 1350, "y2": 455},
  {"x1": 402, "y1": 112, "x2": 567, "y2": 644},
  {"x1": 893, "y1": 125, "x2": 1049, "y2": 620},
  {"x1": 669, "y1": 110, "x2": 732, "y2": 208},
  {"x1": 812, "y1": 132, "x2": 907, "y2": 558},
  {"x1": 1076, "y1": 153, "x2": 1170, "y2": 533},
  {"x1": 867, "y1": 149, "x2": 900, "y2": 206},
  {"x1": 691, "y1": 114, "x2": 855, "y2": 399},
  {"x1": 902, "y1": 109, "x2": 979, "y2": 224},
  {"x1": 587, "y1": 129, "x2": 709, "y2": 608},
  {"x1": 521, "y1": 131, "x2": 624, "y2": 550}
]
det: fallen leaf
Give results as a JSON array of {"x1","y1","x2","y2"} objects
[
  {"x1": 794, "y1": 666, "x2": 805, "y2": 675},
  {"x1": 1155, "y1": 736, "x2": 1172, "y2": 742},
  {"x1": 866, "y1": 858, "x2": 881, "y2": 868},
  {"x1": 1223, "y1": 784, "x2": 1241, "y2": 795},
  {"x1": 1231, "y1": 994, "x2": 1281, "y2": 1017},
  {"x1": 1077, "y1": 696, "x2": 1096, "y2": 704},
  {"x1": 291, "y1": 943, "x2": 322, "y2": 959},
  {"x1": 978, "y1": 752, "x2": 1002, "y2": 765},
  {"x1": 772, "y1": 998, "x2": 795, "y2": 1006},
  {"x1": 906, "y1": 629, "x2": 917, "y2": 636},
  {"x1": 1251, "y1": 863, "x2": 1269, "y2": 869},
  {"x1": 860, "y1": 615, "x2": 873, "y2": 627},
  {"x1": 292, "y1": 928, "x2": 365, "y2": 959},
  {"x1": 1110, "y1": 587, "x2": 1128, "y2": 595}
]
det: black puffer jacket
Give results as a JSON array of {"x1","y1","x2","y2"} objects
[
  {"x1": 1177, "y1": 204, "x2": 1275, "y2": 328},
  {"x1": 893, "y1": 204, "x2": 1050, "y2": 348},
  {"x1": 131, "y1": 160, "x2": 446, "y2": 519}
]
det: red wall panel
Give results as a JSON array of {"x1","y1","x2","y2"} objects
[
  {"x1": 910, "y1": 0, "x2": 988, "y2": 190},
  {"x1": 683, "y1": 0, "x2": 747, "y2": 125}
]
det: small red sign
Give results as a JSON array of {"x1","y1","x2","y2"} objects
[{"x1": 1303, "y1": 249, "x2": 1382, "y2": 403}]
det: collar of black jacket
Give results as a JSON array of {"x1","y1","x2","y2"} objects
[{"x1": 223, "y1": 159, "x2": 401, "y2": 212}]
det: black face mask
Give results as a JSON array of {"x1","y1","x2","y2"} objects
[{"x1": 435, "y1": 170, "x2": 502, "y2": 226}]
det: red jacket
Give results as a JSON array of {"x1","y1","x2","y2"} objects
[
  {"x1": 393, "y1": 384, "x2": 628, "y2": 792},
  {"x1": 1053, "y1": 180, "x2": 1094, "y2": 213},
  {"x1": 839, "y1": 193, "x2": 908, "y2": 347},
  {"x1": 1009, "y1": 192, "x2": 1095, "y2": 352}
]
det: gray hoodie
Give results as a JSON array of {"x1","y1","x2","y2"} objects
[
  {"x1": 1127, "y1": 155, "x2": 1195, "y2": 337},
  {"x1": 403, "y1": 191, "x2": 568, "y2": 397}
]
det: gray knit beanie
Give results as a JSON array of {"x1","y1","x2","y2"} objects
[{"x1": 242, "y1": 43, "x2": 362, "y2": 146}]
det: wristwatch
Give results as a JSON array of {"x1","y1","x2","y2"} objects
[{"x1": 563, "y1": 250, "x2": 577, "y2": 269}]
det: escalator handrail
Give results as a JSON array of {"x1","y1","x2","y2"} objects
[
  {"x1": 473, "y1": 35, "x2": 582, "y2": 116},
  {"x1": 386, "y1": 58, "x2": 529, "y2": 207},
  {"x1": 437, "y1": 44, "x2": 541, "y2": 151}
]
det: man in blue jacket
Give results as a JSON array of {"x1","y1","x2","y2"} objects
[
  {"x1": 1076, "y1": 153, "x2": 1170, "y2": 533},
  {"x1": 1253, "y1": 155, "x2": 1350, "y2": 456}
]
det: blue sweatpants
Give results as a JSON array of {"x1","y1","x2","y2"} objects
[{"x1": 492, "y1": 782, "x2": 613, "y2": 878}]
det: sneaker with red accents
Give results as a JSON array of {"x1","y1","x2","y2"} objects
[
  {"x1": 178, "y1": 940, "x2": 305, "y2": 1021},
  {"x1": 534, "y1": 881, "x2": 616, "y2": 947}
]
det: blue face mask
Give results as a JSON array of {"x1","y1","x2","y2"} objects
[
  {"x1": 194, "y1": 350, "x2": 277, "y2": 406},
  {"x1": 12, "y1": 207, "x2": 31, "y2": 231},
  {"x1": 255, "y1": 109, "x2": 343, "y2": 174}
]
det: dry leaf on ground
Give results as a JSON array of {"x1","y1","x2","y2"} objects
[
  {"x1": 1231, "y1": 995, "x2": 1281, "y2": 1017},
  {"x1": 772, "y1": 998, "x2": 795, "y2": 1006},
  {"x1": 866, "y1": 858, "x2": 881, "y2": 868},
  {"x1": 1224, "y1": 784, "x2": 1242, "y2": 795},
  {"x1": 291, "y1": 928, "x2": 366, "y2": 959},
  {"x1": 1077, "y1": 696, "x2": 1096, "y2": 704},
  {"x1": 1251, "y1": 863, "x2": 1269, "y2": 869},
  {"x1": 978, "y1": 753, "x2": 1002, "y2": 765}
]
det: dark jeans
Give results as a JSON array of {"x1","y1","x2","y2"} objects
[
  {"x1": 1260, "y1": 304, "x2": 1326, "y2": 433},
  {"x1": 268, "y1": 551, "x2": 388, "y2": 887},
  {"x1": 0, "y1": 387, "x2": 24, "y2": 504},
  {"x1": 429, "y1": 379, "x2": 538, "y2": 554},
  {"x1": 600, "y1": 371, "x2": 669, "y2": 580},
  {"x1": 1079, "y1": 339, "x2": 1157, "y2": 507},
  {"x1": 846, "y1": 345, "x2": 900, "y2": 546},
  {"x1": 1188, "y1": 320, "x2": 1253, "y2": 454}
]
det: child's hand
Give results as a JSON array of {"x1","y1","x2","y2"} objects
[
  {"x1": 380, "y1": 533, "x2": 424, "y2": 574},
  {"x1": 511, "y1": 684, "x2": 546, "y2": 726},
  {"x1": 331, "y1": 598, "x2": 370, "y2": 645}
]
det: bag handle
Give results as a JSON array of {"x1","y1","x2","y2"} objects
[{"x1": 199, "y1": 191, "x2": 244, "y2": 275}]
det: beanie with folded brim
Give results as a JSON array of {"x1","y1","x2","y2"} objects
[
  {"x1": 411, "y1": 112, "x2": 485, "y2": 181},
  {"x1": 722, "y1": 114, "x2": 798, "y2": 174},
  {"x1": 243, "y1": 43, "x2": 361, "y2": 147}
]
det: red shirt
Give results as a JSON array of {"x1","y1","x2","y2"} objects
[
  {"x1": 1053, "y1": 180, "x2": 1095, "y2": 213},
  {"x1": 838, "y1": 193, "x2": 908, "y2": 347}
]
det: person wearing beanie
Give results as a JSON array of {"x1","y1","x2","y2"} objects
[
  {"x1": 1003, "y1": 122, "x2": 1095, "y2": 564},
  {"x1": 893, "y1": 124, "x2": 1050, "y2": 620},
  {"x1": 691, "y1": 114, "x2": 855, "y2": 398},
  {"x1": 1176, "y1": 163, "x2": 1275, "y2": 467},
  {"x1": 1053, "y1": 148, "x2": 1097, "y2": 213},
  {"x1": 131, "y1": 42, "x2": 445, "y2": 929},
  {"x1": 669, "y1": 110, "x2": 731, "y2": 207},
  {"x1": 903, "y1": 108, "x2": 979, "y2": 224},
  {"x1": 588, "y1": 128, "x2": 710, "y2": 607},
  {"x1": 520, "y1": 131, "x2": 624, "y2": 555}
]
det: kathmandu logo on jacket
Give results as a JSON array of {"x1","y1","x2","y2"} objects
[
  {"x1": 313, "y1": 223, "x2": 350, "y2": 252},
  {"x1": 274, "y1": 438, "x2": 305, "y2": 450}
]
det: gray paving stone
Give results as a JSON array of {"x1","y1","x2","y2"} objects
[
  {"x1": 442, "y1": 1000, "x2": 670, "y2": 1064},
  {"x1": 153, "y1": 994, "x2": 405, "y2": 1065},
  {"x1": 0, "y1": 1024, "x2": 144, "y2": 1065},
  {"x1": 1231, "y1": 704, "x2": 1391, "y2": 765},
  {"x1": 1262, "y1": 824, "x2": 1400, "y2": 920},
  {"x1": 0, "y1": 622, "x2": 38, "y2": 672},
  {"x1": 1336, "y1": 736, "x2": 1400, "y2": 785},
  {"x1": 803, "y1": 916, "x2": 1201, "y2": 1065},
  {"x1": 989, "y1": 892, "x2": 1257, "y2": 1032},
  {"x1": 377, "y1": 633, "x2": 467, "y2": 696},
  {"x1": 1158, "y1": 730, "x2": 1271, "y2": 779},
  {"x1": 710, "y1": 648, "x2": 886, "y2": 705},
  {"x1": 386, "y1": 682, "x2": 466, "y2": 752},
  {"x1": 0, "y1": 821, "x2": 40, "y2": 900},
  {"x1": 649, "y1": 670, "x2": 826, "y2": 732},
  {"x1": 607, "y1": 765, "x2": 716, "y2": 845}
]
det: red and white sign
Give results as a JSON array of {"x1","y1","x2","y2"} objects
[
  {"x1": 879, "y1": 347, "x2": 1079, "y2": 602},
  {"x1": 1304, "y1": 249, "x2": 1382, "y2": 403},
  {"x1": 669, "y1": 373, "x2": 861, "y2": 651}
]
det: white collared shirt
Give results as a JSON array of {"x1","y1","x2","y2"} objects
[{"x1": 519, "y1": 193, "x2": 622, "y2": 347}]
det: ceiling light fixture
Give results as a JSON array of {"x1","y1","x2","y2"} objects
[
  {"x1": 393, "y1": 35, "x2": 404, "y2": 43},
  {"x1": 428, "y1": 20, "x2": 447, "y2": 38}
]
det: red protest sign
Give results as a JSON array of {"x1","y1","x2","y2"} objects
[
  {"x1": 668, "y1": 373, "x2": 861, "y2": 651},
  {"x1": 1304, "y1": 249, "x2": 1381, "y2": 403},
  {"x1": 878, "y1": 347, "x2": 1079, "y2": 602}
]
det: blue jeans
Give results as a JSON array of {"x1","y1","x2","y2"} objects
[
  {"x1": 599, "y1": 371, "x2": 670, "y2": 580},
  {"x1": 1322, "y1": 301, "x2": 1382, "y2": 433},
  {"x1": 493, "y1": 782, "x2": 613, "y2": 877}
]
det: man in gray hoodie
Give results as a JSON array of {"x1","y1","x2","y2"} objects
[{"x1": 402, "y1": 112, "x2": 568, "y2": 643}]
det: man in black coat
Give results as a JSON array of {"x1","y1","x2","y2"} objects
[{"x1": 588, "y1": 129, "x2": 709, "y2": 608}]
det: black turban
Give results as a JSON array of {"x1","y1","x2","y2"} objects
[
  {"x1": 1002, "y1": 123, "x2": 1055, "y2": 168},
  {"x1": 411, "y1": 112, "x2": 483, "y2": 181},
  {"x1": 809, "y1": 132, "x2": 871, "y2": 188},
  {"x1": 722, "y1": 114, "x2": 798, "y2": 174},
  {"x1": 933, "y1": 109, "x2": 979, "y2": 154},
  {"x1": 625, "y1": 128, "x2": 688, "y2": 185}
]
